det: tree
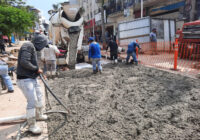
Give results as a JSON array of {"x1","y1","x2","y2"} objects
[
  {"x1": 0, "y1": 5, "x2": 35, "y2": 37},
  {"x1": 48, "y1": 3, "x2": 61, "y2": 15},
  {"x1": 0, "y1": 0, "x2": 25, "y2": 7}
]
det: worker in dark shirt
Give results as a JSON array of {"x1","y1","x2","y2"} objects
[
  {"x1": 16, "y1": 33, "x2": 48, "y2": 135},
  {"x1": 107, "y1": 37, "x2": 118, "y2": 63}
]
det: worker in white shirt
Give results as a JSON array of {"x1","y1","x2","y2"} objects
[{"x1": 41, "y1": 41, "x2": 60, "y2": 77}]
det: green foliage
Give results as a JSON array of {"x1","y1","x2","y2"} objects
[
  {"x1": 0, "y1": 5, "x2": 35, "y2": 36},
  {"x1": 0, "y1": 0, "x2": 26, "y2": 7}
]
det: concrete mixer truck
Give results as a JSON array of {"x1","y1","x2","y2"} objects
[{"x1": 48, "y1": 0, "x2": 84, "y2": 69}]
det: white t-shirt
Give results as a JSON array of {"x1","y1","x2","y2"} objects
[{"x1": 41, "y1": 44, "x2": 60, "y2": 61}]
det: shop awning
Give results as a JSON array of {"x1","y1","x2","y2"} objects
[{"x1": 3, "y1": 36, "x2": 8, "y2": 40}]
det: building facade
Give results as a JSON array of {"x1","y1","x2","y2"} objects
[
  {"x1": 79, "y1": 0, "x2": 100, "y2": 42},
  {"x1": 79, "y1": 0, "x2": 199, "y2": 43}
]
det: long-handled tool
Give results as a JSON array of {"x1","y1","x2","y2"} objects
[{"x1": 40, "y1": 74, "x2": 69, "y2": 113}]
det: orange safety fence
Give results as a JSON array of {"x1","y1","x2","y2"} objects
[{"x1": 118, "y1": 41, "x2": 200, "y2": 77}]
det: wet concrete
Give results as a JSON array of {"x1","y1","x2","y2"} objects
[
  {"x1": 68, "y1": 33, "x2": 80, "y2": 69},
  {"x1": 46, "y1": 63, "x2": 200, "y2": 140}
]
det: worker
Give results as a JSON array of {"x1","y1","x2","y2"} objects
[
  {"x1": 126, "y1": 41, "x2": 141, "y2": 65},
  {"x1": 88, "y1": 37, "x2": 102, "y2": 74},
  {"x1": 150, "y1": 28, "x2": 157, "y2": 55},
  {"x1": 0, "y1": 60, "x2": 14, "y2": 93},
  {"x1": 41, "y1": 41, "x2": 60, "y2": 77},
  {"x1": 106, "y1": 37, "x2": 118, "y2": 64},
  {"x1": 16, "y1": 36, "x2": 48, "y2": 134},
  {"x1": 32, "y1": 30, "x2": 46, "y2": 72}
]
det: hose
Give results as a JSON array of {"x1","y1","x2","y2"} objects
[
  {"x1": 15, "y1": 75, "x2": 70, "y2": 140},
  {"x1": 15, "y1": 121, "x2": 27, "y2": 140},
  {"x1": 40, "y1": 74, "x2": 70, "y2": 114},
  {"x1": 15, "y1": 110, "x2": 68, "y2": 140}
]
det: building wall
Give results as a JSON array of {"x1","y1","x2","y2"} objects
[{"x1": 78, "y1": 0, "x2": 99, "y2": 22}]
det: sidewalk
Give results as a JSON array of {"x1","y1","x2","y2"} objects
[{"x1": 0, "y1": 79, "x2": 48, "y2": 140}]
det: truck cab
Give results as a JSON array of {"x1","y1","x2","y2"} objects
[
  {"x1": 176, "y1": 20, "x2": 200, "y2": 44},
  {"x1": 176, "y1": 20, "x2": 200, "y2": 59}
]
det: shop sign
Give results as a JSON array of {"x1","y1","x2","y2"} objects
[{"x1": 150, "y1": 1, "x2": 185, "y2": 15}]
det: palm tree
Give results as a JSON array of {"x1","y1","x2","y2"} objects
[{"x1": 48, "y1": 3, "x2": 60, "y2": 15}]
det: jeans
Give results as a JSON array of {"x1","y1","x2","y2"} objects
[
  {"x1": 91, "y1": 58, "x2": 102, "y2": 71},
  {"x1": 0, "y1": 65, "x2": 14, "y2": 91},
  {"x1": 126, "y1": 52, "x2": 138, "y2": 63},
  {"x1": 17, "y1": 78, "x2": 43, "y2": 110}
]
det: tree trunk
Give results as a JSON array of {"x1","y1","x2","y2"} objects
[{"x1": 8, "y1": 36, "x2": 12, "y2": 47}]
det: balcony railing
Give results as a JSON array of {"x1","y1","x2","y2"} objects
[{"x1": 106, "y1": 0, "x2": 149, "y2": 16}]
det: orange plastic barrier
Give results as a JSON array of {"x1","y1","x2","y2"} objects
[
  {"x1": 118, "y1": 41, "x2": 200, "y2": 77},
  {"x1": 174, "y1": 39, "x2": 178, "y2": 70}
]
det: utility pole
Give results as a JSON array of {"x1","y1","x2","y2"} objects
[
  {"x1": 190, "y1": 0, "x2": 197, "y2": 21},
  {"x1": 92, "y1": 0, "x2": 95, "y2": 37},
  {"x1": 141, "y1": 0, "x2": 143, "y2": 18},
  {"x1": 96, "y1": 0, "x2": 106, "y2": 47},
  {"x1": 100, "y1": 0, "x2": 106, "y2": 48}
]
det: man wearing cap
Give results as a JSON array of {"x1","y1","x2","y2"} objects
[
  {"x1": 16, "y1": 33, "x2": 48, "y2": 134},
  {"x1": 126, "y1": 41, "x2": 141, "y2": 65},
  {"x1": 88, "y1": 37, "x2": 102, "y2": 74},
  {"x1": 150, "y1": 28, "x2": 157, "y2": 55}
]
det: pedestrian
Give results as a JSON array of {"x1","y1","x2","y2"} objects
[
  {"x1": 0, "y1": 35, "x2": 6, "y2": 53},
  {"x1": 16, "y1": 35, "x2": 48, "y2": 134},
  {"x1": 41, "y1": 41, "x2": 60, "y2": 77},
  {"x1": 88, "y1": 37, "x2": 102, "y2": 74},
  {"x1": 150, "y1": 28, "x2": 157, "y2": 55},
  {"x1": 0, "y1": 59, "x2": 14, "y2": 93},
  {"x1": 126, "y1": 41, "x2": 141, "y2": 65},
  {"x1": 107, "y1": 37, "x2": 118, "y2": 64}
]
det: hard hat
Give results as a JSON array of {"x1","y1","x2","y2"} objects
[
  {"x1": 48, "y1": 41, "x2": 53, "y2": 45},
  {"x1": 35, "y1": 30, "x2": 40, "y2": 33},
  {"x1": 88, "y1": 37, "x2": 94, "y2": 42}
]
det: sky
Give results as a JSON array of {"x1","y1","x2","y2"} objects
[{"x1": 25, "y1": 0, "x2": 67, "y2": 21}]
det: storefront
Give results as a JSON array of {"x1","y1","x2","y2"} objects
[
  {"x1": 84, "y1": 19, "x2": 95, "y2": 43},
  {"x1": 84, "y1": 19, "x2": 102, "y2": 43},
  {"x1": 150, "y1": 0, "x2": 185, "y2": 29}
]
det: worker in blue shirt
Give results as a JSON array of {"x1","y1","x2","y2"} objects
[
  {"x1": 88, "y1": 37, "x2": 102, "y2": 74},
  {"x1": 150, "y1": 28, "x2": 158, "y2": 55},
  {"x1": 126, "y1": 41, "x2": 141, "y2": 65}
]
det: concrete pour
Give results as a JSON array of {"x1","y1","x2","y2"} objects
[{"x1": 46, "y1": 63, "x2": 200, "y2": 140}]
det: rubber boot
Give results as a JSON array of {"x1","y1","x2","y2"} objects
[
  {"x1": 27, "y1": 109, "x2": 42, "y2": 134},
  {"x1": 99, "y1": 69, "x2": 102, "y2": 74},
  {"x1": 93, "y1": 70, "x2": 97, "y2": 74},
  {"x1": 36, "y1": 107, "x2": 48, "y2": 121},
  {"x1": 126, "y1": 60, "x2": 129, "y2": 65},
  {"x1": 130, "y1": 59, "x2": 134, "y2": 64},
  {"x1": 114, "y1": 59, "x2": 118, "y2": 64}
]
